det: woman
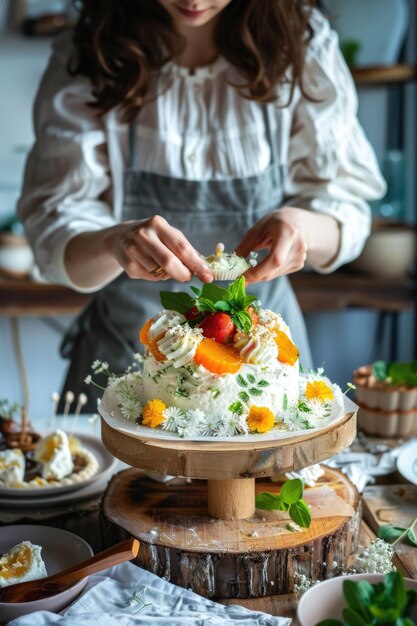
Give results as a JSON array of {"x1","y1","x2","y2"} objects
[{"x1": 18, "y1": 0, "x2": 386, "y2": 410}]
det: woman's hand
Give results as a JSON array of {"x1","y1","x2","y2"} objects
[
  {"x1": 64, "y1": 215, "x2": 213, "y2": 290},
  {"x1": 105, "y1": 216, "x2": 213, "y2": 283},
  {"x1": 235, "y1": 207, "x2": 340, "y2": 284}
]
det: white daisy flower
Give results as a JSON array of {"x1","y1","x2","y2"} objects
[
  {"x1": 119, "y1": 397, "x2": 143, "y2": 422},
  {"x1": 196, "y1": 414, "x2": 223, "y2": 437},
  {"x1": 177, "y1": 409, "x2": 205, "y2": 438},
  {"x1": 303, "y1": 397, "x2": 331, "y2": 422},
  {"x1": 282, "y1": 408, "x2": 313, "y2": 432},
  {"x1": 218, "y1": 413, "x2": 248, "y2": 437},
  {"x1": 161, "y1": 407, "x2": 185, "y2": 432}
]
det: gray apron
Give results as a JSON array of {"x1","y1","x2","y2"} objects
[{"x1": 61, "y1": 105, "x2": 312, "y2": 412}]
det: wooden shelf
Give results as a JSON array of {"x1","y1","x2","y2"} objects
[
  {"x1": 352, "y1": 64, "x2": 417, "y2": 86},
  {"x1": 0, "y1": 272, "x2": 415, "y2": 317}
]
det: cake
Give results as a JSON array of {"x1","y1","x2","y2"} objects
[
  {"x1": 96, "y1": 272, "x2": 340, "y2": 438},
  {"x1": 0, "y1": 541, "x2": 47, "y2": 588}
]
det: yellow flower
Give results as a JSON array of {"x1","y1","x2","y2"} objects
[
  {"x1": 246, "y1": 406, "x2": 275, "y2": 433},
  {"x1": 305, "y1": 380, "x2": 334, "y2": 404},
  {"x1": 142, "y1": 399, "x2": 166, "y2": 429}
]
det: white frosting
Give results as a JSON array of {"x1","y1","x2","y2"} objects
[
  {"x1": 258, "y1": 309, "x2": 291, "y2": 335},
  {"x1": 0, "y1": 541, "x2": 47, "y2": 588},
  {"x1": 142, "y1": 354, "x2": 299, "y2": 419},
  {"x1": 0, "y1": 449, "x2": 25, "y2": 486},
  {"x1": 148, "y1": 310, "x2": 186, "y2": 341},
  {"x1": 34, "y1": 429, "x2": 73, "y2": 480},
  {"x1": 234, "y1": 325, "x2": 278, "y2": 365},
  {"x1": 157, "y1": 326, "x2": 203, "y2": 368}
]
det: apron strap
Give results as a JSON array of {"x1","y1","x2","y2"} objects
[{"x1": 128, "y1": 120, "x2": 139, "y2": 171}]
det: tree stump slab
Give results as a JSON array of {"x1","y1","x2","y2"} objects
[{"x1": 101, "y1": 466, "x2": 361, "y2": 599}]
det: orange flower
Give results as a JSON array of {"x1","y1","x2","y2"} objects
[
  {"x1": 142, "y1": 399, "x2": 166, "y2": 429},
  {"x1": 246, "y1": 406, "x2": 275, "y2": 433},
  {"x1": 305, "y1": 380, "x2": 334, "y2": 404}
]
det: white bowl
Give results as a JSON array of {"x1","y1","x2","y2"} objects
[
  {"x1": 349, "y1": 221, "x2": 416, "y2": 278},
  {"x1": 0, "y1": 525, "x2": 93, "y2": 622},
  {"x1": 297, "y1": 573, "x2": 417, "y2": 626}
]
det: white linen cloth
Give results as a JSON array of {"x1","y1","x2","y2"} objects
[
  {"x1": 8, "y1": 562, "x2": 290, "y2": 626},
  {"x1": 17, "y1": 9, "x2": 386, "y2": 293}
]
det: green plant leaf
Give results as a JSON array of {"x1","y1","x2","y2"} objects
[
  {"x1": 396, "y1": 619, "x2": 416, "y2": 626},
  {"x1": 238, "y1": 391, "x2": 250, "y2": 403},
  {"x1": 288, "y1": 499, "x2": 311, "y2": 528},
  {"x1": 372, "y1": 360, "x2": 388, "y2": 381},
  {"x1": 257, "y1": 379, "x2": 270, "y2": 388},
  {"x1": 232, "y1": 310, "x2": 252, "y2": 333},
  {"x1": 249, "y1": 387, "x2": 263, "y2": 397},
  {"x1": 342, "y1": 607, "x2": 368, "y2": 626},
  {"x1": 236, "y1": 375, "x2": 247, "y2": 388},
  {"x1": 370, "y1": 603, "x2": 400, "y2": 622},
  {"x1": 378, "y1": 526, "x2": 406, "y2": 543},
  {"x1": 343, "y1": 580, "x2": 375, "y2": 615},
  {"x1": 160, "y1": 291, "x2": 195, "y2": 314},
  {"x1": 384, "y1": 571, "x2": 407, "y2": 612},
  {"x1": 314, "y1": 621, "x2": 343, "y2": 626},
  {"x1": 247, "y1": 374, "x2": 256, "y2": 384},
  {"x1": 406, "y1": 527, "x2": 417, "y2": 546},
  {"x1": 255, "y1": 492, "x2": 282, "y2": 510},
  {"x1": 227, "y1": 277, "x2": 246, "y2": 301},
  {"x1": 214, "y1": 300, "x2": 231, "y2": 312},
  {"x1": 228, "y1": 401, "x2": 244, "y2": 416},
  {"x1": 279, "y1": 478, "x2": 304, "y2": 505}
]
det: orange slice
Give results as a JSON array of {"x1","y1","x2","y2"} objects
[
  {"x1": 194, "y1": 338, "x2": 242, "y2": 374},
  {"x1": 139, "y1": 318, "x2": 153, "y2": 345},
  {"x1": 139, "y1": 318, "x2": 166, "y2": 362},
  {"x1": 273, "y1": 328, "x2": 299, "y2": 366}
]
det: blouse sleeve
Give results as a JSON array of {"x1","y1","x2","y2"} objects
[
  {"x1": 17, "y1": 32, "x2": 117, "y2": 291},
  {"x1": 284, "y1": 10, "x2": 386, "y2": 273}
]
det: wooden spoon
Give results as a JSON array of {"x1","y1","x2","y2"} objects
[{"x1": 0, "y1": 538, "x2": 139, "y2": 604}]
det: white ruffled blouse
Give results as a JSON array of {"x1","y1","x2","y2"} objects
[{"x1": 18, "y1": 10, "x2": 386, "y2": 292}]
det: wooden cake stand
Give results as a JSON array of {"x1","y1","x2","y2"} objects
[{"x1": 101, "y1": 410, "x2": 360, "y2": 598}]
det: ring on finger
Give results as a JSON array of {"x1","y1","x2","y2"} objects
[{"x1": 151, "y1": 265, "x2": 166, "y2": 277}]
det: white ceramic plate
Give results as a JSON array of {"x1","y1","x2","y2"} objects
[
  {"x1": 0, "y1": 525, "x2": 93, "y2": 622},
  {"x1": 0, "y1": 433, "x2": 118, "y2": 498},
  {"x1": 100, "y1": 381, "x2": 354, "y2": 443},
  {"x1": 396, "y1": 439, "x2": 417, "y2": 486}
]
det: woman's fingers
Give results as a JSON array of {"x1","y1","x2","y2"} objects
[{"x1": 120, "y1": 216, "x2": 213, "y2": 283}]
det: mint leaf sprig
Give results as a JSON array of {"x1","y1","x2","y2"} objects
[
  {"x1": 316, "y1": 571, "x2": 417, "y2": 626},
  {"x1": 378, "y1": 515, "x2": 417, "y2": 548},
  {"x1": 372, "y1": 360, "x2": 417, "y2": 388},
  {"x1": 160, "y1": 277, "x2": 259, "y2": 334},
  {"x1": 255, "y1": 478, "x2": 311, "y2": 528}
]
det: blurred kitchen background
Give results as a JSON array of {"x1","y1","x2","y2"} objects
[{"x1": 0, "y1": 0, "x2": 416, "y2": 419}]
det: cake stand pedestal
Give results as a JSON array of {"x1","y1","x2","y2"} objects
[{"x1": 101, "y1": 410, "x2": 361, "y2": 598}]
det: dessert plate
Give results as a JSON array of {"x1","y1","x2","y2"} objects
[
  {"x1": 0, "y1": 525, "x2": 93, "y2": 622},
  {"x1": 396, "y1": 438, "x2": 417, "y2": 486},
  {"x1": 0, "y1": 433, "x2": 118, "y2": 497}
]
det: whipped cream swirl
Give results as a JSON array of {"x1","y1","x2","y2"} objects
[
  {"x1": 234, "y1": 325, "x2": 278, "y2": 365},
  {"x1": 149, "y1": 310, "x2": 186, "y2": 341},
  {"x1": 258, "y1": 308, "x2": 290, "y2": 335},
  {"x1": 157, "y1": 325, "x2": 203, "y2": 368}
]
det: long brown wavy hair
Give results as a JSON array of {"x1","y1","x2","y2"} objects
[{"x1": 69, "y1": 0, "x2": 317, "y2": 122}]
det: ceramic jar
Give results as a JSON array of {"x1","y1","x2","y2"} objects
[{"x1": 353, "y1": 365, "x2": 417, "y2": 436}]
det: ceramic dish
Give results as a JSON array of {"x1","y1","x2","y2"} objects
[
  {"x1": 0, "y1": 434, "x2": 117, "y2": 497},
  {"x1": 297, "y1": 573, "x2": 417, "y2": 626},
  {"x1": 0, "y1": 525, "x2": 93, "y2": 622},
  {"x1": 396, "y1": 439, "x2": 417, "y2": 486}
]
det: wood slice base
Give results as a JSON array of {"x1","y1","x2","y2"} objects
[{"x1": 101, "y1": 467, "x2": 361, "y2": 599}]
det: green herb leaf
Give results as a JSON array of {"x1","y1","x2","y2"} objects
[
  {"x1": 228, "y1": 401, "x2": 244, "y2": 416},
  {"x1": 236, "y1": 375, "x2": 247, "y2": 388},
  {"x1": 378, "y1": 526, "x2": 406, "y2": 543},
  {"x1": 342, "y1": 607, "x2": 368, "y2": 626},
  {"x1": 280, "y1": 478, "x2": 304, "y2": 504},
  {"x1": 384, "y1": 571, "x2": 407, "y2": 612},
  {"x1": 249, "y1": 387, "x2": 263, "y2": 397},
  {"x1": 372, "y1": 360, "x2": 388, "y2": 381},
  {"x1": 255, "y1": 492, "x2": 282, "y2": 510},
  {"x1": 343, "y1": 580, "x2": 375, "y2": 615},
  {"x1": 314, "y1": 621, "x2": 343, "y2": 626},
  {"x1": 407, "y1": 527, "x2": 417, "y2": 546},
  {"x1": 200, "y1": 282, "x2": 229, "y2": 302},
  {"x1": 257, "y1": 379, "x2": 270, "y2": 387},
  {"x1": 160, "y1": 291, "x2": 195, "y2": 314},
  {"x1": 232, "y1": 310, "x2": 253, "y2": 333},
  {"x1": 238, "y1": 391, "x2": 250, "y2": 403},
  {"x1": 214, "y1": 300, "x2": 231, "y2": 312},
  {"x1": 288, "y1": 499, "x2": 311, "y2": 527}
]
